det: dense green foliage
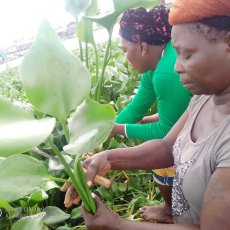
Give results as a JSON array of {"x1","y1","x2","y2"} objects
[{"x1": 0, "y1": 38, "x2": 161, "y2": 229}]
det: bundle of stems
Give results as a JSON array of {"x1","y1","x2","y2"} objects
[{"x1": 74, "y1": 155, "x2": 96, "y2": 214}]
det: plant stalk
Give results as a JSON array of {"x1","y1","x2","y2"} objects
[
  {"x1": 61, "y1": 120, "x2": 70, "y2": 144},
  {"x1": 49, "y1": 177, "x2": 71, "y2": 184},
  {"x1": 47, "y1": 138, "x2": 95, "y2": 213},
  {"x1": 95, "y1": 27, "x2": 114, "y2": 102},
  {"x1": 47, "y1": 138, "x2": 75, "y2": 183},
  {"x1": 93, "y1": 42, "x2": 99, "y2": 85},
  {"x1": 79, "y1": 39, "x2": 84, "y2": 62},
  {"x1": 85, "y1": 42, "x2": 89, "y2": 69}
]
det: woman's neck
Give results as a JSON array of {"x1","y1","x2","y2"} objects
[{"x1": 212, "y1": 86, "x2": 230, "y2": 114}]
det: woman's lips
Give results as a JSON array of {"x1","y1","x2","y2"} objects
[{"x1": 180, "y1": 77, "x2": 193, "y2": 89}]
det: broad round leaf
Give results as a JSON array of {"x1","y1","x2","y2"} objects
[
  {"x1": 113, "y1": 0, "x2": 160, "y2": 13},
  {"x1": 70, "y1": 207, "x2": 82, "y2": 219},
  {"x1": 0, "y1": 154, "x2": 54, "y2": 202},
  {"x1": 24, "y1": 189, "x2": 49, "y2": 207},
  {"x1": 65, "y1": 0, "x2": 92, "y2": 20},
  {"x1": 48, "y1": 154, "x2": 73, "y2": 171},
  {"x1": 44, "y1": 206, "x2": 70, "y2": 225},
  {"x1": 0, "y1": 96, "x2": 55, "y2": 157},
  {"x1": 12, "y1": 212, "x2": 45, "y2": 230},
  {"x1": 76, "y1": 20, "x2": 95, "y2": 44},
  {"x1": 83, "y1": 12, "x2": 118, "y2": 32},
  {"x1": 76, "y1": 0, "x2": 98, "y2": 44},
  {"x1": 84, "y1": 0, "x2": 159, "y2": 32},
  {"x1": 63, "y1": 98, "x2": 115, "y2": 155},
  {"x1": 20, "y1": 21, "x2": 91, "y2": 121}
]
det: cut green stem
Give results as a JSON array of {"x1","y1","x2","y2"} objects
[{"x1": 47, "y1": 138, "x2": 95, "y2": 213}]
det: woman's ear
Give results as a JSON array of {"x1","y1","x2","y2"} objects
[{"x1": 140, "y1": 42, "x2": 148, "y2": 56}]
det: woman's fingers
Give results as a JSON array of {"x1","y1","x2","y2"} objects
[
  {"x1": 60, "y1": 182, "x2": 71, "y2": 192},
  {"x1": 64, "y1": 184, "x2": 79, "y2": 208}
]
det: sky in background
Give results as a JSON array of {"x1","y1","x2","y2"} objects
[{"x1": 0, "y1": 0, "x2": 113, "y2": 47}]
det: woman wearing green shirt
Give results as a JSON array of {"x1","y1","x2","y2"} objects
[{"x1": 115, "y1": 40, "x2": 190, "y2": 140}]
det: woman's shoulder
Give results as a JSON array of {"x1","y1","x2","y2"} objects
[
  {"x1": 141, "y1": 70, "x2": 155, "y2": 81},
  {"x1": 155, "y1": 40, "x2": 177, "y2": 75},
  {"x1": 190, "y1": 95, "x2": 209, "y2": 105},
  {"x1": 188, "y1": 95, "x2": 210, "y2": 113}
]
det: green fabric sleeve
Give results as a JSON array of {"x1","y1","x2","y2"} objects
[
  {"x1": 126, "y1": 71, "x2": 191, "y2": 140},
  {"x1": 116, "y1": 70, "x2": 157, "y2": 124},
  {"x1": 116, "y1": 41, "x2": 191, "y2": 141}
]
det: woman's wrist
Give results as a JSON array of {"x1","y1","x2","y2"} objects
[
  {"x1": 106, "y1": 148, "x2": 124, "y2": 170},
  {"x1": 105, "y1": 209, "x2": 125, "y2": 230},
  {"x1": 114, "y1": 124, "x2": 126, "y2": 137}
]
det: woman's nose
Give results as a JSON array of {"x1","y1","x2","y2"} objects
[{"x1": 174, "y1": 57, "x2": 184, "y2": 74}]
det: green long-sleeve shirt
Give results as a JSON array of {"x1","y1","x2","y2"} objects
[{"x1": 116, "y1": 41, "x2": 191, "y2": 141}]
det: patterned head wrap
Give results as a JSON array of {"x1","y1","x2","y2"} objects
[
  {"x1": 119, "y1": 6, "x2": 172, "y2": 45},
  {"x1": 169, "y1": 0, "x2": 230, "y2": 30}
]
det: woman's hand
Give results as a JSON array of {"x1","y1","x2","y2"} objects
[
  {"x1": 61, "y1": 151, "x2": 112, "y2": 208},
  {"x1": 61, "y1": 183, "x2": 81, "y2": 208},
  {"x1": 139, "y1": 113, "x2": 159, "y2": 124},
  {"x1": 108, "y1": 124, "x2": 126, "y2": 139},
  {"x1": 82, "y1": 195, "x2": 123, "y2": 230},
  {"x1": 83, "y1": 151, "x2": 112, "y2": 186}
]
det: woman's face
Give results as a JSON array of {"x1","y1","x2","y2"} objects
[
  {"x1": 172, "y1": 24, "x2": 230, "y2": 95},
  {"x1": 120, "y1": 37, "x2": 153, "y2": 73}
]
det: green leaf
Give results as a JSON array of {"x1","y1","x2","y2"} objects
[
  {"x1": 12, "y1": 212, "x2": 46, "y2": 230},
  {"x1": 76, "y1": 0, "x2": 98, "y2": 44},
  {"x1": 113, "y1": 0, "x2": 160, "y2": 13},
  {"x1": 84, "y1": 0, "x2": 159, "y2": 32},
  {"x1": 57, "y1": 226, "x2": 76, "y2": 230},
  {"x1": 20, "y1": 21, "x2": 91, "y2": 121},
  {"x1": 0, "y1": 155, "x2": 54, "y2": 202},
  {"x1": 63, "y1": 97, "x2": 115, "y2": 155},
  {"x1": 83, "y1": 11, "x2": 118, "y2": 32},
  {"x1": 65, "y1": 0, "x2": 92, "y2": 20},
  {"x1": 70, "y1": 206, "x2": 82, "y2": 219},
  {"x1": 48, "y1": 154, "x2": 73, "y2": 171},
  {"x1": 40, "y1": 181, "x2": 59, "y2": 192},
  {"x1": 0, "y1": 96, "x2": 55, "y2": 157},
  {"x1": 117, "y1": 182, "x2": 127, "y2": 193},
  {"x1": 24, "y1": 189, "x2": 49, "y2": 207},
  {"x1": 0, "y1": 157, "x2": 5, "y2": 163},
  {"x1": 76, "y1": 20, "x2": 95, "y2": 44},
  {"x1": 0, "y1": 199, "x2": 15, "y2": 216},
  {"x1": 44, "y1": 206, "x2": 70, "y2": 225},
  {"x1": 97, "y1": 187, "x2": 113, "y2": 200}
]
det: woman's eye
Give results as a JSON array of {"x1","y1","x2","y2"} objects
[{"x1": 182, "y1": 54, "x2": 191, "y2": 60}]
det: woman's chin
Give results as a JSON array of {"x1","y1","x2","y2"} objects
[{"x1": 183, "y1": 84, "x2": 203, "y2": 95}]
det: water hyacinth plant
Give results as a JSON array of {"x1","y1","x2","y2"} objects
[
  {"x1": 0, "y1": 0, "x2": 163, "y2": 228},
  {"x1": 0, "y1": 20, "x2": 115, "y2": 229},
  {"x1": 66, "y1": 0, "x2": 160, "y2": 102}
]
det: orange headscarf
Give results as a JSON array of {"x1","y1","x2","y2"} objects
[{"x1": 169, "y1": 0, "x2": 230, "y2": 25}]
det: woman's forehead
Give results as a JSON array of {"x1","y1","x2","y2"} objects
[
  {"x1": 171, "y1": 25, "x2": 190, "y2": 47},
  {"x1": 171, "y1": 24, "x2": 203, "y2": 48}
]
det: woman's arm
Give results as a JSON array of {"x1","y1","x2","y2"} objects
[
  {"x1": 116, "y1": 71, "x2": 156, "y2": 124},
  {"x1": 85, "y1": 110, "x2": 189, "y2": 184},
  {"x1": 139, "y1": 113, "x2": 159, "y2": 123},
  {"x1": 200, "y1": 168, "x2": 230, "y2": 229},
  {"x1": 109, "y1": 113, "x2": 159, "y2": 139},
  {"x1": 62, "y1": 110, "x2": 189, "y2": 207},
  {"x1": 82, "y1": 195, "x2": 199, "y2": 230}
]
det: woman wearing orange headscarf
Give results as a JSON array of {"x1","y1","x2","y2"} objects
[{"x1": 72, "y1": 0, "x2": 230, "y2": 228}]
